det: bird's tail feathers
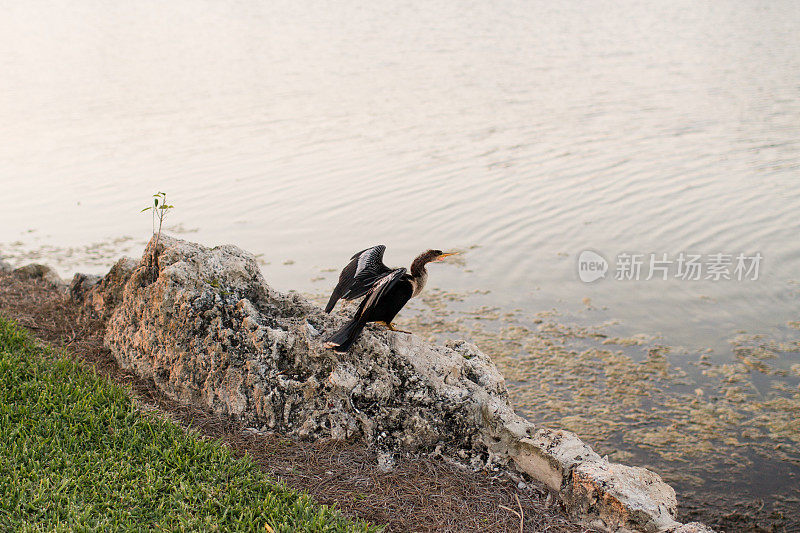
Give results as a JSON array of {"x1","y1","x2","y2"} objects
[{"x1": 323, "y1": 318, "x2": 365, "y2": 352}]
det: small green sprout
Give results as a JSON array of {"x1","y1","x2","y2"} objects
[
  {"x1": 141, "y1": 191, "x2": 174, "y2": 236},
  {"x1": 141, "y1": 192, "x2": 174, "y2": 277}
]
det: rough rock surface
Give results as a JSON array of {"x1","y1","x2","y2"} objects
[
  {"x1": 68, "y1": 273, "x2": 102, "y2": 303},
  {"x1": 75, "y1": 236, "x2": 713, "y2": 532},
  {"x1": 0, "y1": 258, "x2": 11, "y2": 274},
  {"x1": 568, "y1": 461, "x2": 678, "y2": 532}
]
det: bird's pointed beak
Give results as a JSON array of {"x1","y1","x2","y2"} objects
[{"x1": 434, "y1": 252, "x2": 459, "y2": 262}]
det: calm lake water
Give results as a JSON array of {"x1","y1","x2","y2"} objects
[{"x1": 2, "y1": 1, "x2": 799, "y2": 529}]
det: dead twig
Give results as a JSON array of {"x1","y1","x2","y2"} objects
[{"x1": 499, "y1": 492, "x2": 525, "y2": 533}]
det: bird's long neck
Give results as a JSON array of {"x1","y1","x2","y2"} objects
[{"x1": 409, "y1": 256, "x2": 429, "y2": 298}]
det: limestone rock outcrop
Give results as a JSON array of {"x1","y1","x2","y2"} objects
[{"x1": 71, "y1": 236, "x2": 712, "y2": 533}]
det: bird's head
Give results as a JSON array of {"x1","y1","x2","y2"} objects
[{"x1": 411, "y1": 249, "x2": 459, "y2": 275}]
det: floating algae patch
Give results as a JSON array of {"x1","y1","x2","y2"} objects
[{"x1": 601, "y1": 334, "x2": 659, "y2": 347}]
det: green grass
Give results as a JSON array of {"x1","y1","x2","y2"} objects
[{"x1": 0, "y1": 317, "x2": 380, "y2": 532}]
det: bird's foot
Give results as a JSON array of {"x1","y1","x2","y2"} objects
[
  {"x1": 323, "y1": 341, "x2": 340, "y2": 350},
  {"x1": 383, "y1": 322, "x2": 411, "y2": 334}
]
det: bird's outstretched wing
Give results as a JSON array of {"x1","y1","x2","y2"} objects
[
  {"x1": 325, "y1": 245, "x2": 392, "y2": 313},
  {"x1": 356, "y1": 267, "x2": 407, "y2": 320}
]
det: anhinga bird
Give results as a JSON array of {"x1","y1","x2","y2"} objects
[{"x1": 323, "y1": 245, "x2": 457, "y2": 352}]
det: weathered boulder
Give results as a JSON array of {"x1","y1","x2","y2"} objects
[
  {"x1": 0, "y1": 258, "x2": 12, "y2": 274},
  {"x1": 68, "y1": 273, "x2": 103, "y2": 303},
  {"x1": 12, "y1": 263, "x2": 64, "y2": 287},
  {"x1": 568, "y1": 461, "x2": 678, "y2": 532},
  {"x1": 76, "y1": 236, "x2": 710, "y2": 532},
  {"x1": 74, "y1": 258, "x2": 137, "y2": 319}
]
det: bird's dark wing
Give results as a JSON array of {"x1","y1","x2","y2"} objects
[
  {"x1": 355, "y1": 267, "x2": 408, "y2": 321},
  {"x1": 324, "y1": 245, "x2": 391, "y2": 313}
]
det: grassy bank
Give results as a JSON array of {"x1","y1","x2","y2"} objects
[{"x1": 0, "y1": 317, "x2": 379, "y2": 532}]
